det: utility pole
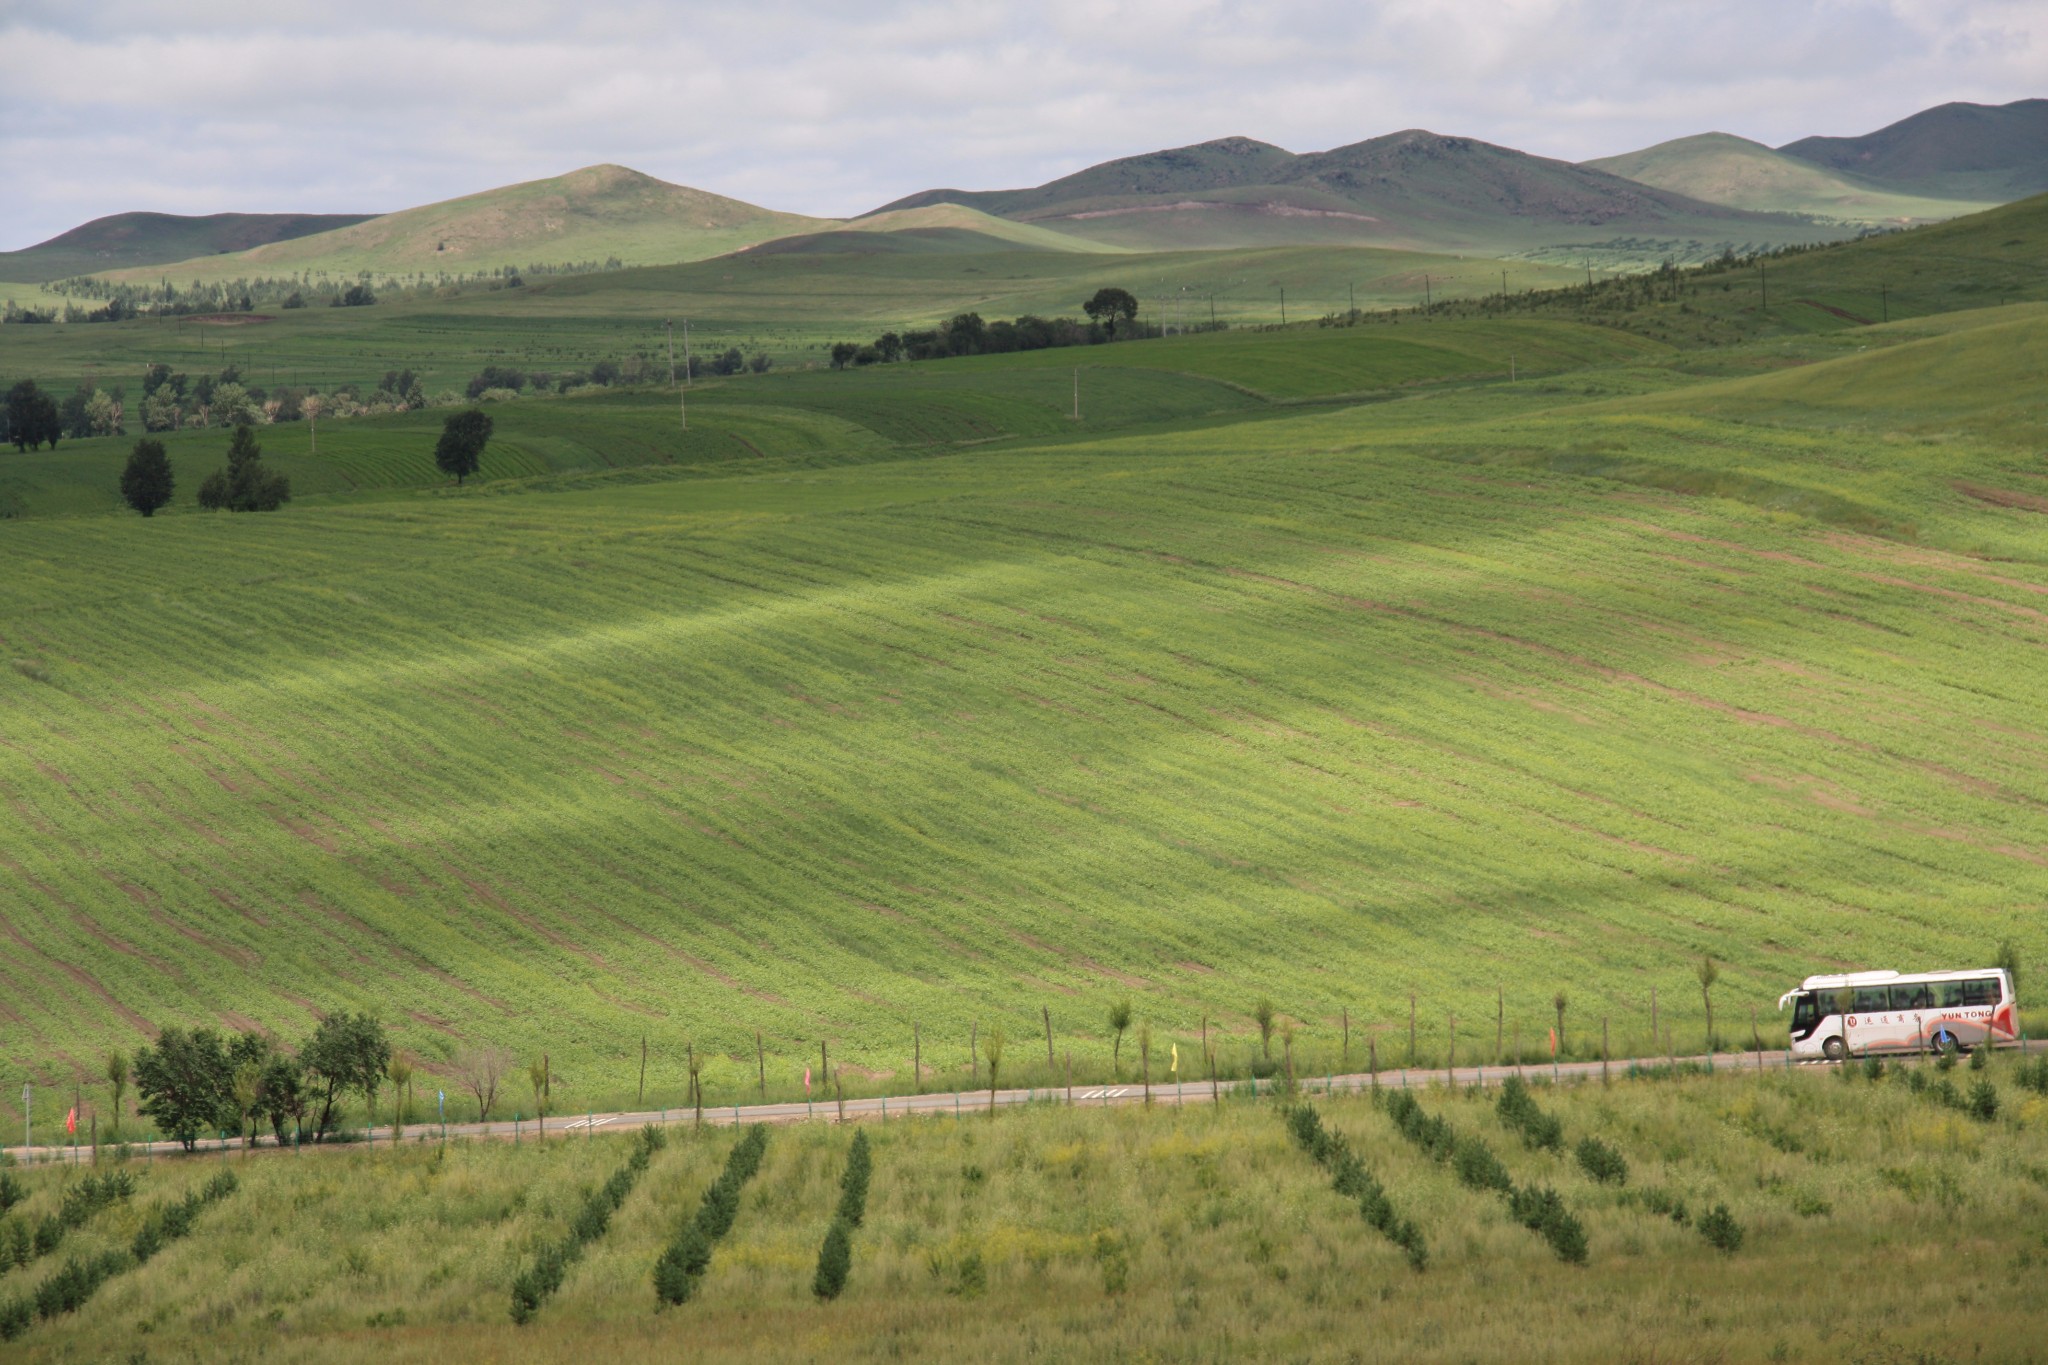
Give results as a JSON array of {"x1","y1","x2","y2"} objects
[
  {"x1": 1279, "y1": 286, "x2": 1286, "y2": 325},
  {"x1": 1423, "y1": 274, "x2": 1431, "y2": 313},
  {"x1": 1348, "y1": 282, "x2": 1355, "y2": 318},
  {"x1": 682, "y1": 318, "x2": 693, "y2": 387},
  {"x1": 664, "y1": 320, "x2": 677, "y2": 387},
  {"x1": 1502, "y1": 269, "x2": 1508, "y2": 302}
]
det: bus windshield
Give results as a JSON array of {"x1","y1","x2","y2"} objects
[{"x1": 1792, "y1": 994, "x2": 1822, "y2": 1031}]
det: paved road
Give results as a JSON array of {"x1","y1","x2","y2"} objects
[{"x1": 14, "y1": 1040, "x2": 2040, "y2": 1167}]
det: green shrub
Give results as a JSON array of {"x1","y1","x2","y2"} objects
[
  {"x1": 1969, "y1": 1043, "x2": 1988, "y2": 1072},
  {"x1": 813, "y1": 1218, "x2": 852, "y2": 1300},
  {"x1": 0, "y1": 1173, "x2": 22, "y2": 1216},
  {"x1": 2015, "y1": 1055, "x2": 2048, "y2": 1095},
  {"x1": 1496, "y1": 1077, "x2": 1565, "y2": 1151},
  {"x1": 1967, "y1": 1079, "x2": 2000, "y2": 1122},
  {"x1": 1861, "y1": 1056, "x2": 1886, "y2": 1082},
  {"x1": 1574, "y1": 1136, "x2": 1629, "y2": 1185},
  {"x1": 1698, "y1": 1203, "x2": 1744, "y2": 1253},
  {"x1": 1452, "y1": 1135, "x2": 1513, "y2": 1193},
  {"x1": 0, "y1": 1293, "x2": 29, "y2": 1341},
  {"x1": 1508, "y1": 1184, "x2": 1588, "y2": 1264}
]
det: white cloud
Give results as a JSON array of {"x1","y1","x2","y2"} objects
[{"x1": 2, "y1": 0, "x2": 2042, "y2": 247}]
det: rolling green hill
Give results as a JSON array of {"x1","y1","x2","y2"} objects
[
  {"x1": 741, "y1": 203, "x2": 1125, "y2": 257},
  {"x1": 1583, "y1": 133, "x2": 1992, "y2": 223},
  {"x1": 2, "y1": 306, "x2": 2044, "y2": 1128},
  {"x1": 0, "y1": 211, "x2": 378, "y2": 285},
  {"x1": 876, "y1": 131, "x2": 1847, "y2": 260},
  {"x1": 87, "y1": 166, "x2": 834, "y2": 287},
  {"x1": 1779, "y1": 98, "x2": 2048, "y2": 200}
]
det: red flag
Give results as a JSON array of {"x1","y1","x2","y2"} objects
[
  {"x1": 803, "y1": 1067, "x2": 812, "y2": 1093},
  {"x1": 65, "y1": 1107, "x2": 77, "y2": 1136},
  {"x1": 1548, "y1": 1028, "x2": 1557, "y2": 1057}
]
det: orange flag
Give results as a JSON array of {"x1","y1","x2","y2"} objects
[
  {"x1": 65, "y1": 1106, "x2": 77, "y2": 1136},
  {"x1": 1548, "y1": 1028, "x2": 1557, "y2": 1057}
]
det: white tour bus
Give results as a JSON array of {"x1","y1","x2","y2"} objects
[{"x1": 1778, "y1": 968, "x2": 2019, "y2": 1061}]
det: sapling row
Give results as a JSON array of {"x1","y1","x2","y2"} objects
[
  {"x1": 1284, "y1": 1105, "x2": 1427, "y2": 1269},
  {"x1": 0, "y1": 1169, "x2": 236, "y2": 1342},
  {"x1": 653, "y1": 1124, "x2": 768, "y2": 1307},
  {"x1": 510, "y1": 1125, "x2": 665, "y2": 1324},
  {"x1": 1383, "y1": 1091, "x2": 1586, "y2": 1264},
  {"x1": 813, "y1": 1128, "x2": 873, "y2": 1300}
]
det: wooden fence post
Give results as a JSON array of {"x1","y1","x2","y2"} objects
[{"x1": 1043, "y1": 1006, "x2": 1055, "y2": 1070}]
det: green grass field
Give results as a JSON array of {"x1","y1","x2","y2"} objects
[
  {"x1": 5, "y1": 1065, "x2": 2046, "y2": 1362},
  {"x1": 5, "y1": 299, "x2": 2048, "y2": 1129}
]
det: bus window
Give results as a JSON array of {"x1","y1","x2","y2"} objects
[
  {"x1": 1852, "y1": 987, "x2": 1891, "y2": 1013},
  {"x1": 1935, "y1": 980, "x2": 1968, "y2": 1008},
  {"x1": 1892, "y1": 983, "x2": 1932, "y2": 1010},
  {"x1": 1961, "y1": 978, "x2": 2001, "y2": 1007}
]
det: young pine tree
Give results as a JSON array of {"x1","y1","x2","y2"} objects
[{"x1": 119, "y1": 439, "x2": 174, "y2": 516}]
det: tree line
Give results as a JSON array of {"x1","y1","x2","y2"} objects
[{"x1": 827, "y1": 287, "x2": 1159, "y2": 368}]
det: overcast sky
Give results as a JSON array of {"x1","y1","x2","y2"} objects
[{"x1": 4, "y1": 0, "x2": 2043, "y2": 249}]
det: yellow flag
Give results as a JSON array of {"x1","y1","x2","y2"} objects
[{"x1": 1170, "y1": 1043, "x2": 1179, "y2": 1075}]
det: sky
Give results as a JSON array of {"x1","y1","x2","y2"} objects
[{"x1": 4, "y1": 0, "x2": 2044, "y2": 249}]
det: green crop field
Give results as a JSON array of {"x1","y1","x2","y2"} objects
[
  {"x1": 4, "y1": 1065, "x2": 2047, "y2": 1362},
  {"x1": 5, "y1": 292, "x2": 2048, "y2": 1131}
]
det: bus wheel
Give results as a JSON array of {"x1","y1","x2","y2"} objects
[
  {"x1": 1932, "y1": 1030, "x2": 1959, "y2": 1057},
  {"x1": 1822, "y1": 1037, "x2": 1847, "y2": 1062}
]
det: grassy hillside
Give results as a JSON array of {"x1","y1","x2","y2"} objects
[
  {"x1": 3, "y1": 309, "x2": 2047, "y2": 1125},
  {"x1": 0, "y1": 243, "x2": 1591, "y2": 400},
  {"x1": 0, "y1": 212, "x2": 379, "y2": 286},
  {"x1": 86, "y1": 166, "x2": 832, "y2": 287},
  {"x1": 1781, "y1": 98, "x2": 2048, "y2": 200},
  {"x1": 741, "y1": 204, "x2": 1122, "y2": 257},
  {"x1": 1583, "y1": 133, "x2": 1992, "y2": 224},
  {"x1": 0, "y1": 319, "x2": 1652, "y2": 520},
  {"x1": 6, "y1": 1069, "x2": 2047, "y2": 1362}
]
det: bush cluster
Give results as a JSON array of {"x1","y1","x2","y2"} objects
[
  {"x1": 2015, "y1": 1055, "x2": 2048, "y2": 1096},
  {"x1": 1384, "y1": 1091, "x2": 1586, "y2": 1264},
  {"x1": 510, "y1": 1126, "x2": 664, "y2": 1324},
  {"x1": 1496, "y1": 1077, "x2": 1564, "y2": 1152},
  {"x1": 1697, "y1": 1203, "x2": 1744, "y2": 1253},
  {"x1": 1902, "y1": 1068, "x2": 2001, "y2": 1121},
  {"x1": 812, "y1": 1129, "x2": 873, "y2": 1301},
  {"x1": 1625, "y1": 1185, "x2": 1690, "y2": 1226},
  {"x1": 1574, "y1": 1136, "x2": 1629, "y2": 1185},
  {"x1": 0, "y1": 1169, "x2": 234, "y2": 1343},
  {"x1": 0, "y1": 1170, "x2": 137, "y2": 1273},
  {"x1": 0, "y1": 1173, "x2": 22, "y2": 1216},
  {"x1": 653, "y1": 1124, "x2": 768, "y2": 1307},
  {"x1": 1507, "y1": 1184, "x2": 1588, "y2": 1264},
  {"x1": 1286, "y1": 1105, "x2": 1427, "y2": 1269}
]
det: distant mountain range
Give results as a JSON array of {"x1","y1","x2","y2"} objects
[
  {"x1": 870, "y1": 130, "x2": 1805, "y2": 255},
  {"x1": 3, "y1": 99, "x2": 2042, "y2": 289},
  {"x1": 1588, "y1": 100, "x2": 2046, "y2": 224}
]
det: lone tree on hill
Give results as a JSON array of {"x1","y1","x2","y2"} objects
[
  {"x1": 198, "y1": 424, "x2": 290, "y2": 512},
  {"x1": 435, "y1": 408, "x2": 493, "y2": 486},
  {"x1": 1697, "y1": 955, "x2": 1721, "y2": 1052},
  {"x1": 1254, "y1": 998, "x2": 1277, "y2": 1060},
  {"x1": 119, "y1": 438, "x2": 175, "y2": 516},
  {"x1": 1108, "y1": 997, "x2": 1133, "y2": 1078},
  {"x1": 1083, "y1": 287, "x2": 1140, "y2": 338}
]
